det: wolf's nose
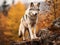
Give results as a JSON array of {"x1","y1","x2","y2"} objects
[{"x1": 35, "y1": 13, "x2": 37, "y2": 15}]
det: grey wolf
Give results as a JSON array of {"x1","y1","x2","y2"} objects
[{"x1": 18, "y1": 2, "x2": 40, "y2": 40}]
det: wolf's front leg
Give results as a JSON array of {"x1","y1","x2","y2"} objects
[
  {"x1": 18, "y1": 24, "x2": 22, "y2": 37},
  {"x1": 22, "y1": 27, "x2": 26, "y2": 41},
  {"x1": 34, "y1": 25, "x2": 38, "y2": 39},
  {"x1": 28, "y1": 25, "x2": 34, "y2": 40}
]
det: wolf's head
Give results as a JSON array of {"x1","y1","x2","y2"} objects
[{"x1": 28, "y1": 2, "x2": 40, "y2": 16}]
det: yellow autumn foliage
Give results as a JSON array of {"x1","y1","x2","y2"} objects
[
  {"x1": 6, "y1": 2, "x2": 26, "y2": 30},
  {"x1": 0, "y1": 2, "x2": 26, "y2": 43}
]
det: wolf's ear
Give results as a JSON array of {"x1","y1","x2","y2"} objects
[
  {"x1": 30, "y1": 2, "x2": 34, "y2": 7},
  {"x1": 37, "y1": 2, "x2": 40, "y2": 7}
]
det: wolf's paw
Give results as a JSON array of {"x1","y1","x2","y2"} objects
[
  {"x1": 23, "y1": 39, "x2": 26, "y2": 41},
  {"x1": 34, "y1": 34, "x2": 38, "y2": 39},
  {"x1": 23, "y1": 38, "x2": 26, "y2": 41},
  {"x1": 34, "y1": 36, "x2": 39, "y2": 39},
  {"x1": 31, "y1": 37, "x2": 35, "y2": 40}
]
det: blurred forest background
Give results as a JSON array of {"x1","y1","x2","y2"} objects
[{"x1": 0, "y1": 0, "x2": 60, "y2": 45}]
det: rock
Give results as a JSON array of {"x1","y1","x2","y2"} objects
[{"x1": 50, "y1": 17, "x2": 60, "y2": 30}]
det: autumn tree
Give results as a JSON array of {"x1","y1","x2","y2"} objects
[{"x1": 0, "y1": 2, "x2": 26, "y2": 43}]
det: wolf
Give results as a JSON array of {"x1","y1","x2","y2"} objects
[{"x1": 18, "y1": 2, "x2": 40, "y2": 40}]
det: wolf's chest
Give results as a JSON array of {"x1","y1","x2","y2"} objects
[
  {"x1": 28, "y1": 16, "x2": 37, "y2": 27},
  {"x1": 29, "y1": 16, "x2": 37, "y2": 21}
]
